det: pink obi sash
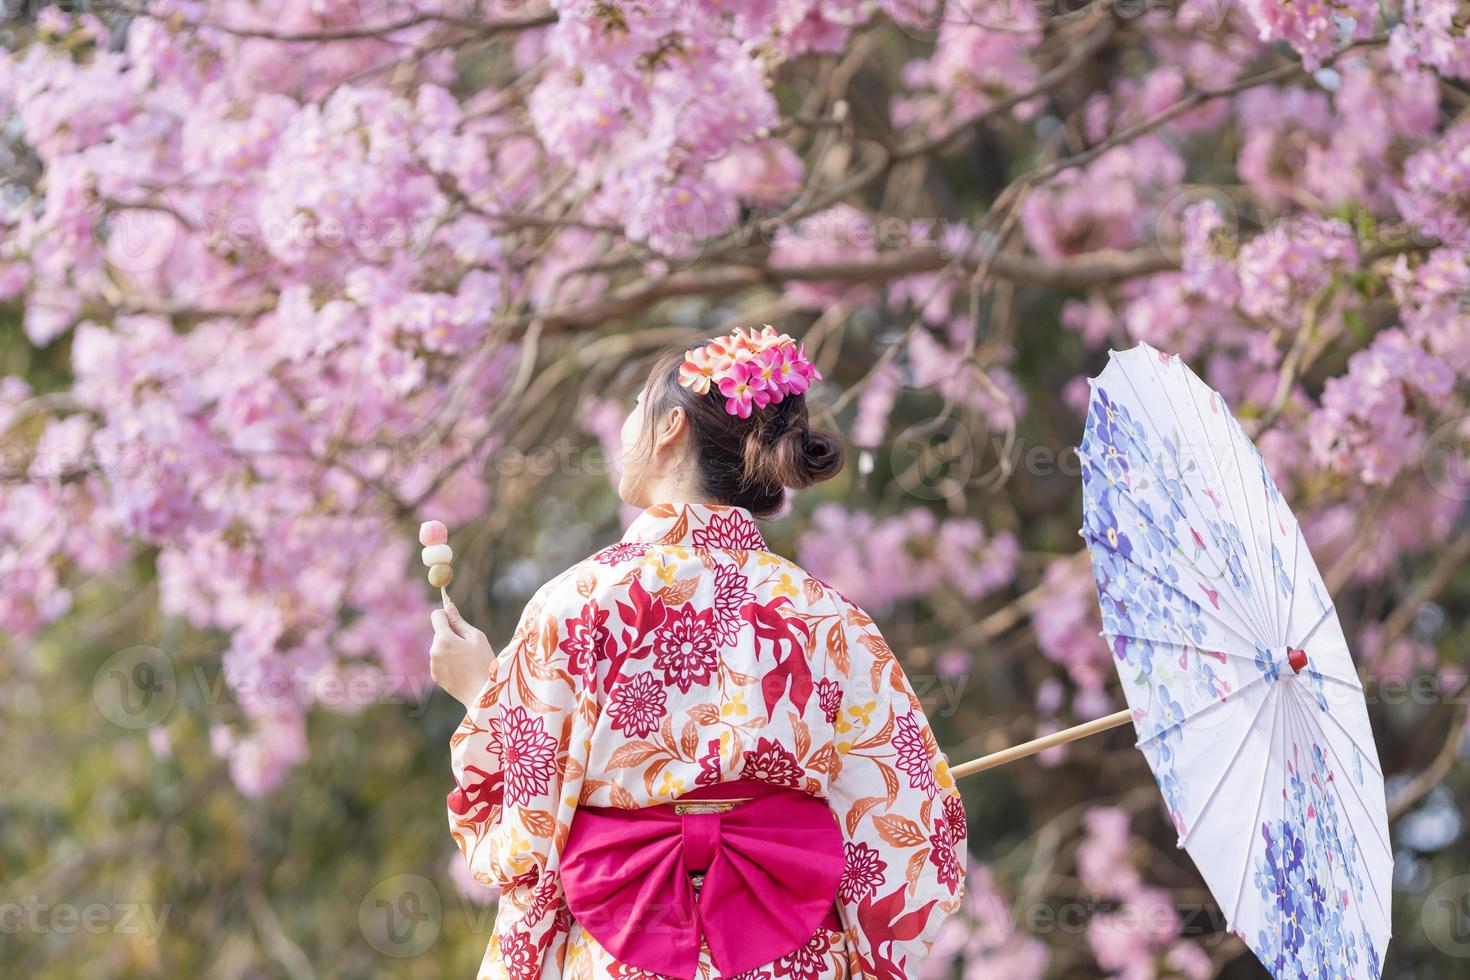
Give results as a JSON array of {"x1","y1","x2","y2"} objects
[{"x1": 560, "y1": 777, "x2": 845, "y2": 978}]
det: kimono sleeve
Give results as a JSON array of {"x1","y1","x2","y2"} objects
[
  {"x1": 824, "y1": 595, "x2": 968, "y2": 980},
  {"x1": 446, "y1": 566, "x2": 601, "y2": 978}
]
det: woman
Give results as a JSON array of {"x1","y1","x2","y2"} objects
[{"x1": 430, "y1": 326, "x2": 968, "y2": 980}]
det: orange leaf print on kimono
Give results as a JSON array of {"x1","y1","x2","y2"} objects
[{"x1": 448, "y1": 502, "x2": 967, "y2": 980}]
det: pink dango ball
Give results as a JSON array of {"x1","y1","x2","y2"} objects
[{"x1": 419, "y1": 520, "x2": 448, "y2": 547}]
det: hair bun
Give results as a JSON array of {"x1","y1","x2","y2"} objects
[
  {"x1": 742, "y1": 413, "x2": 845, "y2": 492},
  {"x1": 794, "y1": 427, "x2": 844, "y2": 486},
  {"x1": 759, "y1": 424, "x2": 843, "y2": 490}
]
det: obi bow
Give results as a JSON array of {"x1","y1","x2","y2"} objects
[{"x1": 559, "y1": 778, "x2": 845, "y2": 978}]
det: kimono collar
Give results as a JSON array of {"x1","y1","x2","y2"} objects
[{"x1": 621, "y1": 501, "x2": 768, "y2": 551}]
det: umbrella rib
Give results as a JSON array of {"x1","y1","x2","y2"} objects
[
  {"x1": 1308, "y1": 668, "x2": 1368, "y2": 698},
  {"x1": 1258, "y1": 463, "x2": 1292, "y2": 652},
  {"x1": 1105, "y1": 629, "x2": 1361, "y2": 692},
  {"x1": 1310, "y1": 691, "x2": 1385, "y2": 779},
  {"x1": 1274, "y1": 676, "x2": 1292, "y2": 951},
  {"x1": 1279, "y1": 692, "x2": 1357, "y2": 946},
  {"x1": 1170, "y1": 359, "x2": 1287, "y2": 643},
  {"x1": 1177, "y1": 683, "x2": 1277, "y2": 848},
  {"x1": 1179, "y1": 365, "x2": 1282, "y2": 648},
  {"x1": 1280, "y1": 526, "x2": 1303, "y2": 657},
  {"x1": 1229, "y1": 686, "x2": 1284, "y2": 929},
  {"x1": 1289, "y1": 603, "x2": 1335, "y2": 654},
  {"x1": 1134, "y1": 357, "x2": 1275, "y2": 646},
  {"x1": 1231, "y1": 419, "x2": 1286, "y2": 649},
  {"x1": 1086, "y1": 476, "x2": 1273, "y2": 642},
  {"x1": 1083, "y1": 530, "x2": 1268, "y2": 651},
  {"x1": 1107, "y1": 630, "x2": 1261, "y2": 667},
  {"x1": 1111, "y1": 352, "x2": 1275, "y2": 643},
  {"x1": 1133, "y1": 671, "x2": 1270, "y2": 748},
  {"x1": 1287, "y1": 690, "x2": 1389, "y2": 860},
  {"x1": 1282, "y1": 692, "x2": 1392, "y2": 940},
  {"x1": 1290, "y1": 605, "x2": 1371, "y2": 693}
]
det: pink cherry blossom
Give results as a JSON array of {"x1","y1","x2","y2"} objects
[
  {"x1": 1236, "y1": 216, "x2": 1359, "y2": 323},
  {"x1": 1389, "y1": 0, "x2": 1470, "y2": 80},
  {"x1": 1238, "y1": 0, "x2": 1378, "y2": 69}
]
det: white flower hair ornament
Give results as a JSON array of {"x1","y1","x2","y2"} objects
[{"x1": 677, "y1": 325, "x2": 822, "y2": 419}]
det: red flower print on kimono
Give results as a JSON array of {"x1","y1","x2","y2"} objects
[
  {"x1": 525, "y1": 870, "x2": 562, "y2": 925},
  {"x1": 892, "y1": 712, "x2": 939, "y2": 796},
  {"x1": 852, "y1": 881, "x2": 942, "y2": 980},
  {"x1": 691, "y1": 508, "x2": 765, "y2": 549},
  {"x1": 490, "y1": 705, "x2": 558, "y2": 808},
  {"x1": 742, "y1": 595, "x2": 814, "y2": 716},
  {"x1": 712, "y1": 562, "x2": 754, "y2": 643},
  {"x1": 739, "y1": 735, "x2": 804, "y2": 787},
  {"x1": 609, "y1": 963, "x2": 671, "y2": 980},
  {"x1": 500, "y1": 931, "x2": 541, "y2": 980},
  {"x1": 815, "y1": 677, "x2": 841, "y2": 724},
  {"x1": 772, "y1": 930, "x2": 832, "y2": 980},
  {"x1": 606, "y1": 669, "x2": 667, "y2": 738},
  {"x1": 839, "y1": 841, "x2": 888, "y2": 904},
  {"x1": 447, "y1": 764, "x2": 501, "y2": 824},
  {"x1": 695, "y1": 737, "x2": 723, "y2": 786},
  {"x1": 943, "y1": 793, "x2": 968, "y2": 843},
  {"x1": 927, "y1": 794, "x2": 968, "y2": 894},
  {"x1": 928, "y1": 823, "x2": 963, "y2": 894},
  {"x1": 593, "y1": 542, "x2": 649, "y2": 565},
  {"x1": 560, "y1": 599, "x2": 611, "y2": 678},
  {"x1": 615, "y1": 577, "x2": 669, "y2": 645},
  {"x1": 652, "y1": 603, "x2": 719, "y2": 692},
  {"x1": 610, "y1": 576, "x2": 669, "y2": 688}
]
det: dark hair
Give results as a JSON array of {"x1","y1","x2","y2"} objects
[{"x1": 636, "y1": 345, "x2": 845, "y2": 518}]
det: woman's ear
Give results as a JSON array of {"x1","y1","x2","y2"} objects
[{"x1": 653, "y1": 405, "x2": 688, "y2": 458}]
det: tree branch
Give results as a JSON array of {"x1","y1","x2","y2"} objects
[
  {"x1": 96, "y1": 3, "x2": 555, "y2": 42},
  {"x1": 496, "y1": 245, "x2": 1173, "y2": 335}
]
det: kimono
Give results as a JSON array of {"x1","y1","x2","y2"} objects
[{"x1": 448, "y1": 501, "x2": 968, "y2": 980}]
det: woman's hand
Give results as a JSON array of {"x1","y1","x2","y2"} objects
[{"x1": 428, "y1": 596, "x2": 496, "y2": 710}]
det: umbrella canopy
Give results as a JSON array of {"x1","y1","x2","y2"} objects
[{"x1": 1078, "y1": 342, "x2": 1392, "y2": 978}]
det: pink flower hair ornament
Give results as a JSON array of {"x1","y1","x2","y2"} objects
[{"x1": 678, "y1": 325, "x2": 823, "y2": 419}]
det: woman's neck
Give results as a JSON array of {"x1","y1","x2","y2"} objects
[{"x1": 637, "y1": 473, "x2": 722, "y2": 510}]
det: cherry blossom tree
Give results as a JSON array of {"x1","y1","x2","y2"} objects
[{"x1": 2, "y1": 0, "x2": 1468, "y2": 974}]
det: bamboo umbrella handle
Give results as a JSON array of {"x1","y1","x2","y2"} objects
[{"x1": 950, "y1": 709, "x2": 1134, "y2": 779}]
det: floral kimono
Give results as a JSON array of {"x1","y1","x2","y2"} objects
[{"x1": 447, "y1": 501, "x2": 967, "y2": 980}]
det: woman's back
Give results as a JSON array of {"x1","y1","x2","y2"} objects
[{"x1": 448, "y1": 501, "x2": 967, "y2": 980}]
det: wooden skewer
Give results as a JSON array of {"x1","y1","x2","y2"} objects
[{"x1": 950, "y1": 709, "x2": 1134, "y2": 779}]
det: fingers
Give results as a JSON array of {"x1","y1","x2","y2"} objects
[
  {"x1": 442, "y1": 595, "x2": 468, "y2": 638},
  {"x1": 429, "y1": 608, "x2": 454, "y2": 638},
  {"x1": 428, "y1": 631, "x2": 457, "y2": 683}
]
